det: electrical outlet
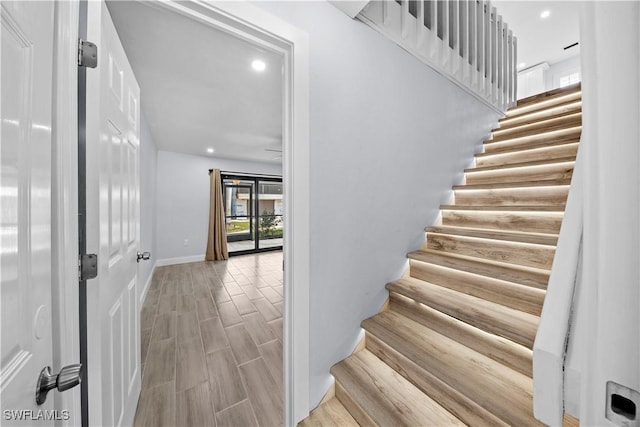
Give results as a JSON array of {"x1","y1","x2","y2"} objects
[
  {"x1": 183, "y1": 239, "x2": 188, "y2": 246},
  {"x1": 606, "y1": 381, "x2": 639, "y2": 426}
]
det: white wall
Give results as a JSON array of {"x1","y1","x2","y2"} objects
[
  {"x1": 139, "y1": 113, "x2": 158, "y2": 300},
  {"x1": 545, "y1": 55, "x2": 581, "y2": 91},
  {"x1": 155, "y1": 151, "x2": 282, "y2": 263},
  {"x1": 517, "y1": 63, "x2": 549, "y2": 99},
  {"x1": 578, "y1": 2, "x2": 640, "y2": 424},
  {"x1": 254, "y1": 1, "x2": 500, "y2": 408},
  {"x1": 517, "y1": 55, "x2": 581, "y2": 100}
]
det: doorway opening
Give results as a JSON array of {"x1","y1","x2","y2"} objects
[{"x1": 103, "y1": 1, "x2": 309, "y2": 425}]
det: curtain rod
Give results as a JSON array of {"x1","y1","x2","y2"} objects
[{"x1": 208, "y1": 169, "x2": 282, "y2": 178}]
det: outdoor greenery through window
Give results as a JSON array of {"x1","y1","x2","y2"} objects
[{"x1": 222, "y1": 174, "x2": 283, "y2": 254}]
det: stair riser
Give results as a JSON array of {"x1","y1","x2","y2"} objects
[
  {"x1": 386, "y1": 281, "x2": 538, "y2": 348},
  {"x1": 426, "y1": 226, "x2": 558, "y2": 246},
  {"x1": 300, "y1": 398, "x2": 359, "y2": 427},
  {"x1": 365, "y1": 333, "x2": 510, "y2": 427},
  {"x1": 466, "y1": 162, "x2": 574, "y2": 185},
  {"x1": 389, "y1": 293, "x2": 533, "y2": 376},
  {"x1": 476, "y1": 142, "x2": 579, "y2": 168},
  {"x1": 468, "y1": 155, "x2": 577, "y2": 173},
  {"x1": 409, "y1": 260, "x2": 545, "y2": 315},
  {"x1": 507, "y1": 90, "x2": 582, "y2": 118},
  {"x1": 491, "y1": 114, "x2": 582, "y2": 141},
  {"x1": 409, "y1": 252, "x2": 549, "y2": 289},
  {"x1": 363, "y1": 315, "x2": 544, "y2": 426},
  {"x1": 497, "y1": 101, "x2": 582, "y2": 130},
  {"x1": 426, "y1": 233, "x2": 556, "y2": 270},
  {"x1": 442, "y1": 210, "x2": 563, "y2": 234},
  {"x1": 455, "y1": 186, "x2": 569, "y2": 206},
  {"x1": 334, "y1": 382, "x2": 376, "y2": 427},
  {"x1": 483, "y1": 129, "x2": 581, "y2": 155}
]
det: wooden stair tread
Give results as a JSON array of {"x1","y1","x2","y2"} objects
[
  {"x1": 497, "y1": 100, "x2": 582, "y2": 130},
  {"x1": 466, "y1": 156, "x2": 576, "y2": 173},
  {"x1": 453, "y1": 178, "x2": 572, "y2": 190},
  {"x1": 564, "y1": 413, "x2": 580, "y2": 427},
  {"x1": 507, "y1": 92, "x2": 582, "y2": 121},
  {"x1": 441, "y1": 209, "x2": 563, "y2": 235},
  {"x1": 482, "y1": 127, "x2": 582, "y2": 155},
  {"x1": 514, "y1": 83, "x2": 581, "y2": 108},
  {"x1": 427, "y1": 225, "x2": 558, "y2": 246},
  {"x1": 490, "y1": 112, "x2": 582, "y2": 141},
  {"x1": 441, "y1": 204, "x2": 565, "y2": 212},
  {"x1": 331, "y1": 349, "x2": 464, "y2": 426},
  {"x1": 387, "y1": 278, "x2": 539, "y2": 348},
  {"x1": 465, "y1": 160, "x2": 574, "y2": 186},
  {"x1": 478, "y1": 134, "x2": 581, "y2": 157},
  {"x1": 389, "y1": 291, "x2": 533, "y2": 377},
  {"x1": 408, "y1": 248, "x2": 550, "y2": 289},
  {"x1": 364, "y1": 333, "x2": 509, "y2": 426},
  {"x1": 298, "y1": 398, "x2": 359, "y2": 427},
  {"x1": 426, "y1": 232, "x2": 556, "y2": 269},
  {"x1": 475, "y1": 142, "x2": 579, "y2": 168},
  {"x1": 363, "y1": 311, "x2": 544, "y2": 426},
  {"x1": 454, "y1": 185, "x2": 569, "y2": 207},
  {"x1": 485, "y1": 126, "x2": 582, "y2": 145},
  {"x1": 508, "y1": 87, "x2": 582, "y2": 118},
  {"x1": 409, "y1": 259, "x2": 546, "y2": 316}
]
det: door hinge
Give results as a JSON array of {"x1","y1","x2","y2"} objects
[
  {"x1": 79, "y1": 254, "x2": 98, "y2": 281},
  {"x1": 78, "y1": 39, "x2": 98, "y2": 68}
]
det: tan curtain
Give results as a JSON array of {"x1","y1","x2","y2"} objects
[{"x1": 205, "y1": 169, "x2": 228, "y2": 260}]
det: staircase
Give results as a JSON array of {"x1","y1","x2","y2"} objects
[{"x1": 299, "y1": 84, "x2": 582, "y2": 427}]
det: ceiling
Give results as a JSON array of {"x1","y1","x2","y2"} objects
[
  {"x1": 106, "y1": 1, "x2": 578, "y2": 163},
  {"x1": 492, "y1": 1, "x2": 581, "y2": 70},
  {"x1": 107, "y1": 1, "x2": 283, "y2": 164}
]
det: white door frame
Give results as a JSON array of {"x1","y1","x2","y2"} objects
[
  {"x1": 175, "y1": 4, "x2": 311, "y2": 423},
  {"x1": 53, "y1": 1, "x2": 309, "y2": 424},
  {"x1": 149, "y1": 3, "x2": 310, "y2": 423},
  {"x1": 51, "y1": 2, "x2": 81, "y2": 425}
]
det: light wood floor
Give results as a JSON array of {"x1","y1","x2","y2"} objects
[{"x1": 134, "y1": 251, "x2": 284, "y2": 427}]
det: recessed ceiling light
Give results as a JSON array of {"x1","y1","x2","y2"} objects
[
  {"x1": 251, "y1": 59, "x2": 266, "y2": 72},
  {"x1": 540, "y1": 10, "x2": 550, "y2": 19},
  {"x1": 518, "y1": 62, "x2": 526, "y2": 69},
  {"x1": 207, "y1": 148, "x2": 214, "y2": 153}
]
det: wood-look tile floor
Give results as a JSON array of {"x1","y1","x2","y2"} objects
[{"x1": 135, "y1": 251, "x2": 284, "y2": 427}]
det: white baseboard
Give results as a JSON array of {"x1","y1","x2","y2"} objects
[
  {"x1": 139, "y1": 260, "x2": 157, "y2": 306},
  {"x1": 156, "y1": 254, "x2": 205, "y2": 267}
]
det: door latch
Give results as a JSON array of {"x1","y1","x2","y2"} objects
[
  {"x1": 137, "y1": 252, "x2": 151, "y2": 263},
  {"x1": 36, "y1": 364, "x2": 82, "y2": 405}
]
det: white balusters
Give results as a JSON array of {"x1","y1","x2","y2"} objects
[{"x1": 359, "y1": 0, "x2": 517, "y2": 112}]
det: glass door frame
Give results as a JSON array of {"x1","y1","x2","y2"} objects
[
  {"x1": 221, "y1": 173, "x2": 283, "y2": 256},
  {"x1": 223, "y1": 183, "x2": 254, "y2": 243}
]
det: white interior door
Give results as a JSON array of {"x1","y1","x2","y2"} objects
[
  {"x1": 0, "y1": 1, "x2": 57, "y2": 424},
  {"x1": 85, "y1": 2, "x2": 141, "y2": 425}
]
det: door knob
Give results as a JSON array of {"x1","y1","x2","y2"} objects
[
  {"x1": 36, "y1": 364, "x2": 82, "y2": 405},
  {"x1": 137, "y1": 251, "x2": 151, "y2": 263}
]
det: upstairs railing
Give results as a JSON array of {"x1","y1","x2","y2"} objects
[{"x1": 358, "y1": 0, "x2": 517, "y2": 113}]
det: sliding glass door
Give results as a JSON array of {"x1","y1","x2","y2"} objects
[
  {"x1": 222, "y1": 174, "x2": 283, "y2": 255},
  {"x1": 258, "y1": 180, "x2": 283, "y2": 250},
  {"x1": 223, "y1": 182, "x2": 254, "y2": 246}
]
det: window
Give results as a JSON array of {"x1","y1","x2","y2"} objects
[{"x1": 559, "y1": 72, "x2": 581, "y2": 87}]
